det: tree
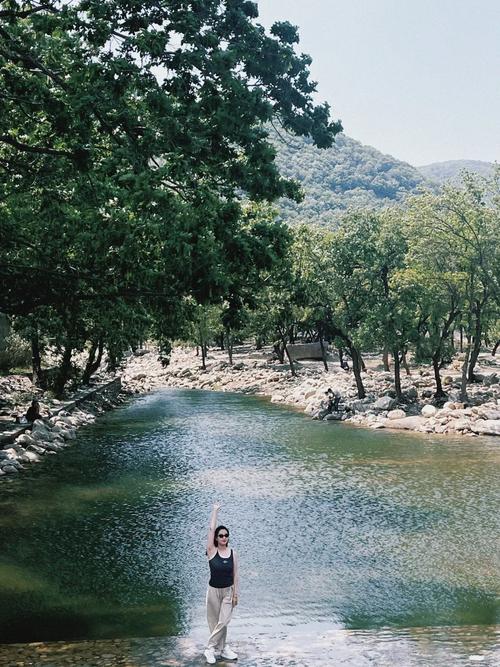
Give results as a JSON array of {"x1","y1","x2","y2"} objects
[
  {"x1": 358, "y1": 209, "x2": 412, "y2": 401},
  {"x1": 321, "y1": 212, "x2": 388, "y2": 399},
  {"x1": 406, "y1": 173, "x2": 499, "y2": 400},
  {"x1": 1, "y1": 1, "x2": 342, "y2": 392}
]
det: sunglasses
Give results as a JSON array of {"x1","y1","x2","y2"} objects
[{"x1": 217, "y1": 533, "x2": 229, "y2": 538}]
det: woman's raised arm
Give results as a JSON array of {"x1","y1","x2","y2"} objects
[{"x1": 206, "y1": 502, "x2": 221, "y2": 556}]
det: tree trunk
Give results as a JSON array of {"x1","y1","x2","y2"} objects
[
  {"x1": 31, "y1": 329, "x2": 45, "y2": 388},
  {"x1": 225, "y1": 327, "x2": 233, "y2": 365},
  {"x1": 360, "y1": 354, "x2": 366, "y2": 372},
  {"x1": 467, "y1": 302, "x2": 482, "y2": 382},
  {"x1": 382, "y1": 345, "x2": 390, "y2": 372},
  {"x1": 431, "y1": 303, "x2": 460, "y2": 399},
  {"x1": 459, "y1": 337, "x2": 472, "y2": 402},
  {"x1": 107, "y1": 351, "x2": 118, "y2": 373},
  {"x1": 459, "y1": 326, "x2": 463, "y2": 353},
  {"x1": 432, "y1": 353, "x2": 446, "y2": 399},
  {"x1": 54, "y1": 342, "x2": 73, "y2": 397},
  {"x1": 95, "y1": 338, "x2": 104, "y2": 372},
  {"x1": 402, "y1": 349, "x2": 411, "y2": 376},
  {"x1": 199, "y1": 328, "x2": 206, "y2": 370},
  {"x1": 279, "y1": 329, "x2": 296, "y2": 376},
  {"x1": 319, "y1": 336, "x2": 328, "y2": 372},
  {"x1": 82, "y1": 338, "x2": 104, "y2": 385},
  {"x1": 273, "y1": 341, "x2": 285, "y2": 364},
  {"x1": 492, "y1": 340, "x2": 500, "y2": 356},
  {"x1": 283, "y1": 341, "x2": 297, "y2": 377},
  {"x1": 349, "y1": 345, "x2": 366, "y2": 399},
  {"x1": 393, "y1": 348, "x2": 402, "y2": 402},
  {"x1": 218, "y1": 333, "x2": 225, "y2": 351},
  {"x1": 467, "y1": 337, "x2": 482, "y2": 382},
  {"x1": 338, "y1": 347, "x2": 344, "y2": 369},
  {"x1": 255, "y1": 337, "x2": 262, "y2": 350},
  {"x1": 82, "y1": 340, "x2": 97, "y2": 385}
]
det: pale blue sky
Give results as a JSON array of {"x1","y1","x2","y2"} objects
[{"x1": 257, "y1": 0, "x2": 499, "y2": 165}]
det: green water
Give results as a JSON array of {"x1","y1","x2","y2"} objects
[{"x1": 0, "y1": 389, "x2": 498, "y2": 663}]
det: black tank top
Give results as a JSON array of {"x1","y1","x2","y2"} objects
[{"x1": 209, "y1": 549, "x2": 234, "y2": 588}]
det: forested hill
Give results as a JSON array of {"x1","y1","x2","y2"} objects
[
  {"x1": 417, "y1": 160, "x2": 496, "y2": 185},
  {"x1": 273, "y1": 133, "x2": 434, "y2": 227}
]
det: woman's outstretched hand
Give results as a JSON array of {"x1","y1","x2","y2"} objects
[{"x1": 213, "y1": 501, "x2": 221, "y2": 512}]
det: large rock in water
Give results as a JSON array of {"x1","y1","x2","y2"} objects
[
  {"x1": 383, "y1": 416, "x2": 427, "y2": 431},
  {"x1": 324, "y1": 413, "x2": 343, "y2": 421}
]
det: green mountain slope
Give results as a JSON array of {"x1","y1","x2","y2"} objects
[
  {"x1": 273, "y1": 133, "x2": 434, "y2": 227},
  {"x1": 417, "y1": 160, "x2": 496, "y2": 185}
]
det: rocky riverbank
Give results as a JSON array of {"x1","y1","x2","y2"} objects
[
  {"x1": 0, "y1": 378, "x2": 125, "y2": 479},
  {"x1": 2, "y1": 343, "x2": 498, "y2": 479},
  {"x1": 123, "y1": 346, "x2": 500, "y2": 437}
]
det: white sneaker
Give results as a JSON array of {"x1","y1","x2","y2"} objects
[
  {"x1": 204, "y1": 647, "x2": 216, "y2": 664},
  {"x1": 221, "y1": 645, "x2": 238, "y2": 660}
]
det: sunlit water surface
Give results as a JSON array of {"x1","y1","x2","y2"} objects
[{"x1": 0, "y1": 389, "x2": 498, "y2": 665}]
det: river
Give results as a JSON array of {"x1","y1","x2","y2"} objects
[{"x1": 0, "y1": 389, "x2": 498, "y2": 665}]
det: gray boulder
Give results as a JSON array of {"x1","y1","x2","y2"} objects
[
  {"x1": 351, "y1": 400, "x2": 374, "y2": 414},
  {"x1": 31, "y1": 419, "x2": 50, "y2": 434},
  {"x1": 31, "y1": 430, "x2": 50, "y2": 443},
  {"x1": 373, "y1": 396, "x2": 397, "y2": 411},
  {"x1": 24, "y1": 450, "x2": 41, "y2": 463},
  {"x1": 27, "y1": 443, "x2": 46, "y2": 455},
  {"x1": 16, "y1": 433, "x2": 37, "y2": 447},
  {"x1": 1, "y1": 464, "x2": 18, "y2": 474},
  {"x1": 2, "y1": 447, "x2": 18, "y2": 460}
]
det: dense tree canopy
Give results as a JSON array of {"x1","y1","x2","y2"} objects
[
  {"x1": 0, "y1": 0, "x2": 341, "y2": 392},
  {"x1": 0, "y1": 0, "x2": 342, "y2": 310}
]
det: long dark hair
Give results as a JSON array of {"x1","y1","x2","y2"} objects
[{"x1": 214, "y1": 525, "x2": 229, "y2": 547}]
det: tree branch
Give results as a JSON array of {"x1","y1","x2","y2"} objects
[
  {"x1": 0, "y1": 134, "x2": 74, "y2": 157},
  {"x1": 0, "y1": 4, "x2": 56, "y2": 20}
]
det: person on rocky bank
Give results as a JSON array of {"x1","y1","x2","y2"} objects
[
  {"x1": 204, "y1": 502, "x2": 239, "y2": 664},
  {"x1": 25, "y1": 399, "x2": 42, "y2": 423}
]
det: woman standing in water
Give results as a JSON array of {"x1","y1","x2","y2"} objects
[{"x1": 204, "y1": 502, "x2": 239, "y2": 664}]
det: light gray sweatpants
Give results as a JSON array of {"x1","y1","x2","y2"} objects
[{"x1": 206, "y1": 584, "x2": 234, "y2": 651}]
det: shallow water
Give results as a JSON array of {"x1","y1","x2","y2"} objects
[{"x1": 0, "y1": 389, "x2": 499, "y2": 665}]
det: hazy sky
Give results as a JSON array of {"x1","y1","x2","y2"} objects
[{"x1": 257, "y1": 0, "x2": 499, "y2": 166}]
